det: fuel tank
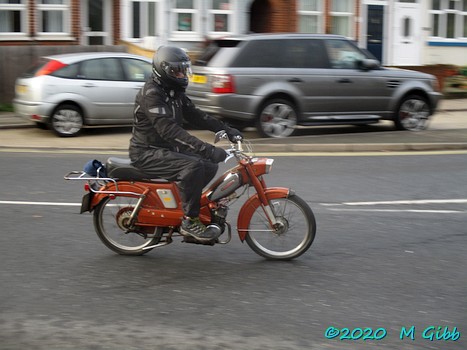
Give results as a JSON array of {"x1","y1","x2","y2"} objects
[{"x1": 208, "y1": 172, "x2": 242, "y2": 201}]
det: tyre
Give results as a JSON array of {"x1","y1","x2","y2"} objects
[
  {"x1": 50, "y1": 103, "x2": 84, "y2": 137},
  {"x1": 245, "y1": 194, "x2": 316, "y2": 260},
  {"x1": 394, "y1": 95, "x2": 430, "y2": 131},
  {"x1": 256, "y1": 99, "x2": 298, "y2": 138},
  {"x1": 93, "y1": 196, "x2": 163, "y2": 256}
]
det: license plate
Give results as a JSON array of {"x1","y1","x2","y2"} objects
[
  {"x1": 190, "y1": 74, "x2": 207, "y2": 84},
  {"x1": 80, "y1": 192, "x2": 94, "y2": 213},
  {"x1": 16, "y1": 85, "x2": 27, "y2": 95}
]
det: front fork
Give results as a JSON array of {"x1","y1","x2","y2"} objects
[{"x1": 247, "y1": 170, "x2": 278, "y2": 226}]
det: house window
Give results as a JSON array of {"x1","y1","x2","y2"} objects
[
  {"x1": 330, "y1": 0, "x2": 355, "y2": 37},
  {"x1": 208, "y1": 0, "x2": 232, "y2": 33},
  {"x1": 430, "y1": 0, "x2": 467, "y2": 39},
  {"x1": 37, "y1": 0, "x2": 70, "y2": 34},
  {"x1": 131, "y1": 0, "x2": 159, "y2": 39},
  {"x1": 298, "y1": 0, "x2": 323, "y2": 33},
  {"x1": 0, "y1": 0, "x2": 27, "y2": 36},
  {"x1": 173, "y1": 0, "x2": 198, "y2": 32}
]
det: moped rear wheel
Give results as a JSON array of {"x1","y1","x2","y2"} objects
[
  {"x1": 93, "y1": 196, "x2": 163, "y2": 255},
  {"x1": 245, "y1": 194, "x2": 316, "y2": 260}
]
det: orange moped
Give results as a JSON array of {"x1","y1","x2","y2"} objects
[{"x1": 65, "y1": 131, "x2": 316, "y2": 260}]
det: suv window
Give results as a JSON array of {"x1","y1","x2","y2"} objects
[
  {"x1": 231, "y1": 40, "x2": 284, "y2": 68},
  {"x1": 286, "y1": 39, "x2": 328, "y2": 68},
  {"x1": 230, "y1": 39, "x2": 328, "y2": 68},
  {"x1": 195, "y1": 39, "x2": 242, "y2": 66},
  {"x1": 324, "y1": 39, "x2": 367, "y2": 69}
]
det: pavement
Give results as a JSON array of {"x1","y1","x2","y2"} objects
[{"x1": 1, "y1": 98, "x2": 466, "y2": 153}]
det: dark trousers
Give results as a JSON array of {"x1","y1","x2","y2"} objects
[{"x1": 130, "y1": 147, "x2": 218, "y2": 217}]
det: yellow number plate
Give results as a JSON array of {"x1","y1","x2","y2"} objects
[
  {"x1": 16, "y1": 85, "x2": 27, "y2": 94},
  {"x1": 190, "y1": 74, "x2": 207, "y2": 84}
]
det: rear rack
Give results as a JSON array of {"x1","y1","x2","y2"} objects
[{"x1": 64, "y1": 171, "x2": 143, "y2": 197}]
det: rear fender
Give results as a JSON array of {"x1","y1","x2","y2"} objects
[{"x1": 237, "y1": 187, "x2": 291, "y2": 241}]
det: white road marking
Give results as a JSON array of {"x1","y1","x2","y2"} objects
[
  {"x1": 321, "y1": 199, "x2": 467, "y2": 206},
  {"x1": 0, "y1": 200, "x2": 80, "y2": 206},
  {"x1": 320, "y1": 198, "x2": 467, "y2": 214}
]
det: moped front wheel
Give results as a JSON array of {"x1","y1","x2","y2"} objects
[
  {"x1": 93, "y1": 196, "x2": 163, "y2": 256},
  {"x1": 245, "y1": 194, "x2": 316, "y2": 260}
]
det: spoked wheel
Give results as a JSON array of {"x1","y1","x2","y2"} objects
[
  {"x1": 394, "y1": 95, "x2": 430, "y2": 131},
  {"x1": 93, "y1": 196, "x2": 163, "y2": 256},
  {"x1": 245, "y1": 194, "x2": 316, "y2": 260}
]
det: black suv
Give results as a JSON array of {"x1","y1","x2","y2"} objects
[{"x1": 186, "y1": 33, "x2": 441, "y2": 138}]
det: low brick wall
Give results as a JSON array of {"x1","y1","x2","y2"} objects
[{"x1": 396, "y1": 64, "x2": 467, "y2": 98}]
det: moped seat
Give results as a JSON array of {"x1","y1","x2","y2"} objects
[{"x1": 106, "y1": 157, "x2": 167, "y2": 182}]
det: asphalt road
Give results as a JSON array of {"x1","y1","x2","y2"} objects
[{"x1": 0, "y1": 151, "x2": 466, "y2": 350}]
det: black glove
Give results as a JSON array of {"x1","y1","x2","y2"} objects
[
  {"x1": 210, "y1": 146, "x2": 227, "y2": 163},
  {"x1": 226, "y1": 127, "x2": 243, "y2": 143}
]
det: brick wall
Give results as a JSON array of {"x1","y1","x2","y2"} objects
[{"x1": 270, "y1": 0, "x2": 297, "y2": 32}]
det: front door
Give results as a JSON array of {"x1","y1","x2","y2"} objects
[
  {"x1": 392, "y1": 0, "x2": 421, "y2": 65},
  {"x1": 366, "y1": 5, "x2": 384, "y2": 63},
  {"x1": 81, "y1": 0, "x2": 112, "y2": 45}
]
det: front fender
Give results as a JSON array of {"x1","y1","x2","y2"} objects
[{"x1": 237, "y1": 187, "x2": 291, "y2": 241}]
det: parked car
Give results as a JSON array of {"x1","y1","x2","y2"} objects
[
  {"x1": 186, "y1": 34, "x2": 442, "y2": 138},
  {"x1": 13, "y1": 52, "x2": 152, "y2": 137}
]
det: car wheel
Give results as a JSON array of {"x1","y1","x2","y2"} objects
[
  {"x1": 256, "y1": 99, "x2": 298, "y2": 138},
  {"x1": 50, "y1": 104, "x2": 84, "y2": 137},
  {"x1": 394, "y1": 95, "x2": 430, "y2": 131}
]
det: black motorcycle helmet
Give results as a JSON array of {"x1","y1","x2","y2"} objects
[{"x1": 152, "y1": 45, "x2": 192, "y2": 90}]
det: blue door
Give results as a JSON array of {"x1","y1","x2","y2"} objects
[{"x1": 367, "y1": 5, "x2": 384, "y2": 63}]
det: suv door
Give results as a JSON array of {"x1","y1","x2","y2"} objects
[
  {"x1": 322, "y1": 38, "x2": 389, "y2": 117},
  {"x1": 280, "y1": 39, "x2": 333, "y2": 117},
  {"x1": 230, "y1": 39, "x2": 332, "y2": 116}
]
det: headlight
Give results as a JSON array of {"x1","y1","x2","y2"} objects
[{"x1": 265, "y1": 158, "x2": 274, "y2": 173}]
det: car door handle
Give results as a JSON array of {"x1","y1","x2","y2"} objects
[
  {"x1": 82, "y1": 83, "x2": 96, "y2": 88},
  {"x1": 337, "y1": 78, "x2": 352, "y2": 84},
  {"x1": 288, "y1": 78, "x2": 303, "y2": 83}
]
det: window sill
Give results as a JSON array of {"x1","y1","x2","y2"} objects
[
  {"x1": 0, "y1": 35, "x2": 32, "y2": 41},
  {"x1": 34, "y1": 36, "x2": 76, "y2": 41},
  {"x1": 169, "y1": 32, "x2": 203, "y2": 42}
]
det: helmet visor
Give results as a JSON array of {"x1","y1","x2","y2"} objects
[{"x1": 162, "y1": 61, "x2": 193, "y2": 79}]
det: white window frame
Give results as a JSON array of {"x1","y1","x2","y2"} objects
[
  {"x1": 36, "y1": 0, "x2": 72, "y2": 40},
  {"x1": 128, "y1": 0, "x2": 161, "y2": 40},
  {"x1": 297, "y1": 0, "x2": 324, "y2": 34},
  {"x1": 0, "y1": 0, "x2": 29, "y2": 40},
  {"x1": 430, "y1": 0, "x2": 467, "y2": 40},
  {"x1": 330, "y1": 0, "x2": 355, "y2": 38},
  {"x1": 207, "y1": 0, "x2": 234, "y2": 37},
  {"x1": 171, "y1": 0, "x2": 202, "y2": 41}
]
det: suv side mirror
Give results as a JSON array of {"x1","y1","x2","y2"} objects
[{"x1": 357, "y1": 59, "x2": 381, "y2": 71}]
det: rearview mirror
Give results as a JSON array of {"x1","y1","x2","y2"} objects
[{"x1": 214, "y1": 130, "x2": 227, "y2": 144}]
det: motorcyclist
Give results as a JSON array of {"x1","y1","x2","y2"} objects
[{"x1": 129, "y1": 45, "x2": 243, "y2": 242}]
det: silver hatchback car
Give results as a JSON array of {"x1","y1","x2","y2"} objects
[
  {"x1": 13, "y1": 52, "x2": 152, "y2": 137},
  {"x1": 187, "y1": 34, "x2": 442, "y2": 138}
]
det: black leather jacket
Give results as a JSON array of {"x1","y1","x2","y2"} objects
[{"x1": 129, "y1": 75, "x2": 227, "y2": 159}]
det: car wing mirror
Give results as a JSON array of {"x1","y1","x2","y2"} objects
[{"x1": 357, "y1": 59, "x2": 381, "y2": 71}]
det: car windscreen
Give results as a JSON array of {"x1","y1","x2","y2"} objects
[{"x1": 194, "y1": 39, "x2": 243, "y2": 66}]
